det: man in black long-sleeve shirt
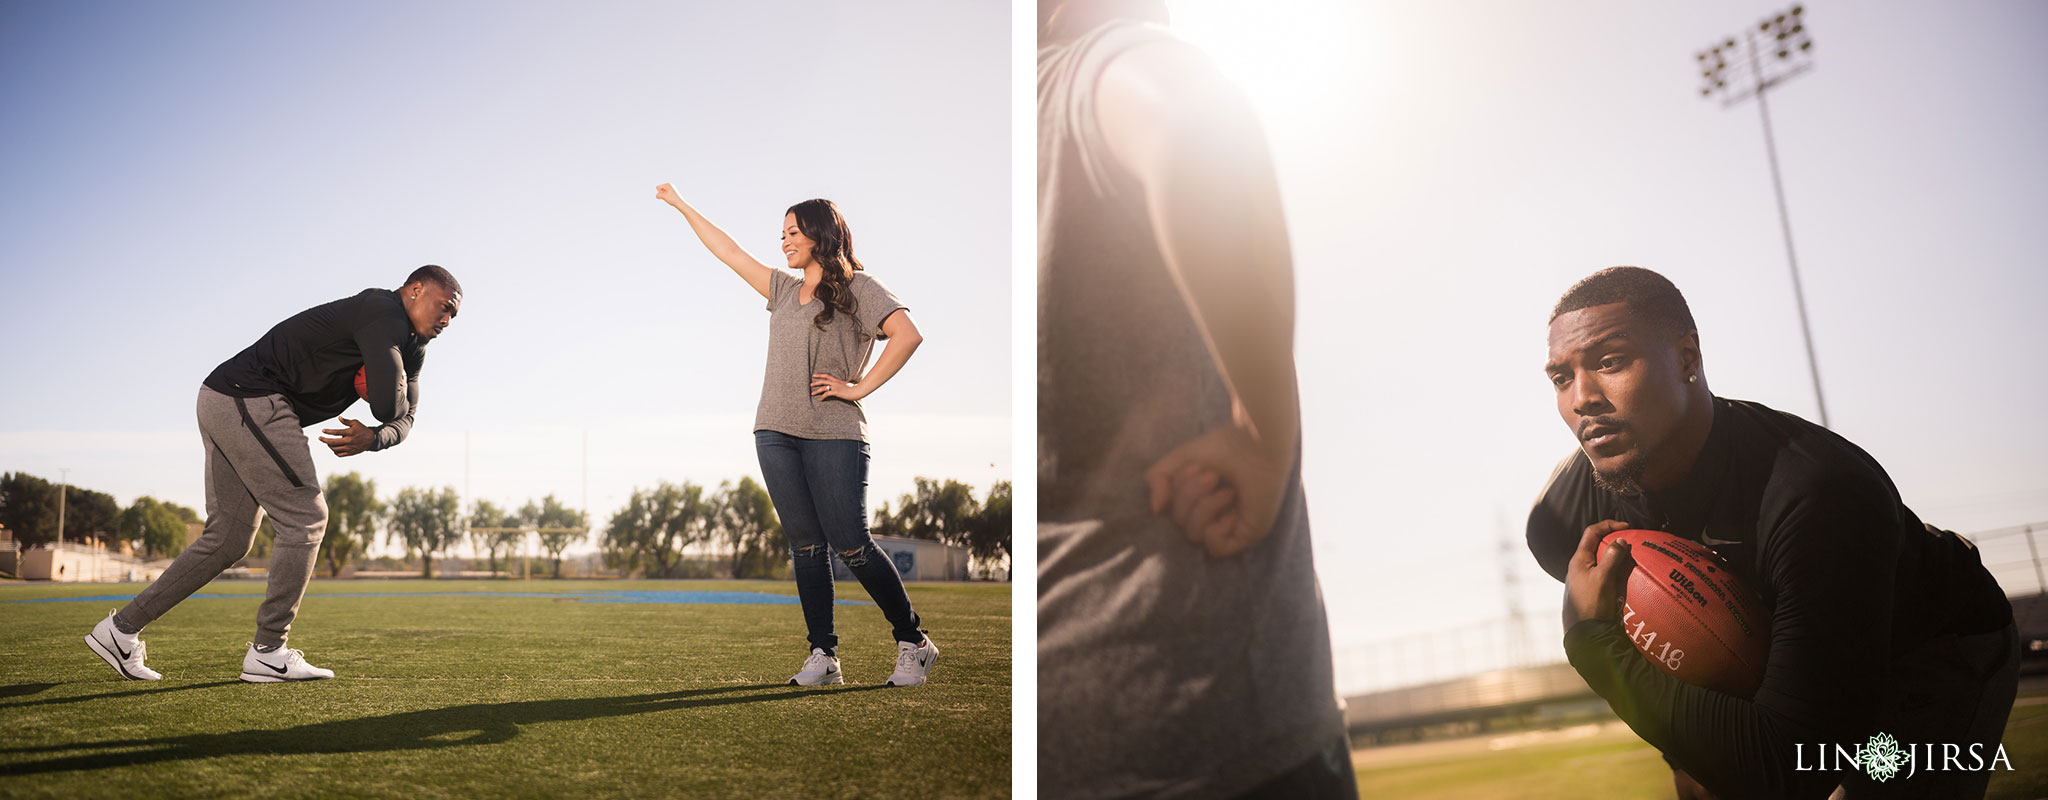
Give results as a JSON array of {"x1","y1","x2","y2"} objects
[
  {"x1": 1527, "y1": 266, "x2": 2015, "y2": 799},
  {"x1": 85, "y1": 265, "x2": 461, "y2": 683}
]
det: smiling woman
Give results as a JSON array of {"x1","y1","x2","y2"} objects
[{"x1": 654, "y1": 182, "x2": 938, "y2": 689}]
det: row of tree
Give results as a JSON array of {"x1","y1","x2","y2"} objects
[
  {"x1": 294, "y1": 474, "x2": 590, "y2": 579},
  {"x1": 597, "y1": 477, "x2": 1013, "y2": 580},
  {"x1": 4, "y1": 469, "x2": 1013, "y2": 581},
  {"x1": 873, "y1": 479, "x2": 1012, "y2": 578},
  {"x1": 600, "y1": 477, "x2": 787, "y2": 579},
  {"x1": 1, "y1": 471, "x2": 195, "y2": 558}
]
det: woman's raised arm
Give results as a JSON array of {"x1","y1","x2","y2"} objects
[{"x1": 656, "y1": 183, "x2": 774, "y2": 300}]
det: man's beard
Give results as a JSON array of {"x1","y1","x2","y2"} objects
[{"x1": 1591, "y1": 448, "x2": 1651, "y2": 494}]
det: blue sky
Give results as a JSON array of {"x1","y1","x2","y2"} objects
[
  {"x1": 0, "y1": 2, "x2": 1010, "y2": 550},
  {"x1": 1169, "y1": 0, "x2": 2048, "y2": 691}
]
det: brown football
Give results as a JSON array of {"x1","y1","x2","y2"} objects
[{"x1": 1598, "y1": 529, "x2": 1771, "y2": 698}]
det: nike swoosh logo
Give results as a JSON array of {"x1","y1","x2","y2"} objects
[
  {"x1": 258, "y1": 658, "x2": 287, "y2": 674},
  {"x1": 105, "y1": 632, "x2": 131, "y2": 661}
]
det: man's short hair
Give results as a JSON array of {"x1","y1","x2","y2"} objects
[
  {"x1": 1550, "y1": 266, "x2": 1695, "y2": 336},
  {"x1": 403, "y1": 264, "x2": 462, "y2": 296}
]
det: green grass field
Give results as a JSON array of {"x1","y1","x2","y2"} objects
[
  {"x1": 0, "y1": 579, "x2": 1010, "y2": 799},
  {"x1": 1352, "y1": 722, "x2": 1673, "y2": 799},
  {"x1": 1354, "y1": 689, "x2": 2048, "y2": 799}
]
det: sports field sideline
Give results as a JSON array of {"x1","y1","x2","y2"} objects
[
  {"x1": 0, "y1": 579, "x2": 1011, "y2": 799},
  {"x1": 1351, "y1": 677, "x2": 2048, "y2": 799}
]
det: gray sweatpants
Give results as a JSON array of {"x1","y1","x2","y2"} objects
[{"x1": 116, "y1": 386, "x2": 327, "y2": 649}]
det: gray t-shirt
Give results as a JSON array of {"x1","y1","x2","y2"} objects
[
  {"x1": 1038, "y1": 20, "x2": 1345, "y2": 800},
  {"x1": 753, "y1": 269, "x2": 905, "y2": 441}
]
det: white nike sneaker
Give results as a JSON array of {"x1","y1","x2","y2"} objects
[
  {"x1": 239, "y1": 644, "x2": 335, "y2": 683},
  {"x1": 84, "y1": 611, "x2": 161, "y2": 681},
  {"x1": 789, "y1": 648, "x2": 844, "y2": 686},
  {"x1": 886, "y1": 637, "x2": 939, "y2": 687}
]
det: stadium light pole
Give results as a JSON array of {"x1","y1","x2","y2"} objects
[
  {"x1": 55, "y1": 467, "x2": 70, "y2": 549},
  {"x1": 1698, "y1": 4, "x2": 1829, "y2": 428},
  {"x1": 581, "y1": 431, "x2": 588, "y2": 527}
]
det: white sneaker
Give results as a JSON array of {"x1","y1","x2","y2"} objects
[
  {"x1": 84, "y1": 611, "x2": 161, "y2": 681},
  {"x1": 886, "y1": 637, "x2": 939, "y2": 687},
  {"x1": 789, "y1": 648, "x2": 843, "y2": 686},
  {"x1": 240, "y1": 644, "x2": 335, "y2": 683}
]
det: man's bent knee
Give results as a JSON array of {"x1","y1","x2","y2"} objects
[
  {"x1": 214, "y1": 518, "x2": 263, "y2": 560},
  {"x1": 273, "y1": 521, "x2": 327, "y2": 548},
  {"x1": 268, "y1": 490, "x2": 328, "y2": 547}
]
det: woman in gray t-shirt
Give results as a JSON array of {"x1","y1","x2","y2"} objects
[{"x1": 655, "y1": 184, "x2": 939, "y2": 688}]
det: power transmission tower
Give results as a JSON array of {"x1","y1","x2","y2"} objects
[{"x1": 1498, "y1": 510, "x2": 1530, "y2": 668}]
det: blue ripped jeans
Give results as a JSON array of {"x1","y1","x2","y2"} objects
[{"x1": 754, "y1": 430, "x2": 923, "y2": 655}]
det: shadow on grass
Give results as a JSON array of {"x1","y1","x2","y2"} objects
[
  {"x1": 0, "y1": 683, "x2": 58, "y2": 700},
  {"x1": 0, "y1": 682, "x2": 881, "y2": 775},
  {"x1": 0, "y1": 681, "x2": 240, "y2": 710}
]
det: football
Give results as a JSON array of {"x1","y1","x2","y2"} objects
[
  {"x1": 353, "y1": 365, "x2": 368, "y2": 401},
  {"x1": 1597, "y1": 529, "x2": 1770, "y2": 697}
]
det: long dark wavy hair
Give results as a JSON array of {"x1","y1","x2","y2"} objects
[{"x1": 787, "y1": 198, "x2": 864, "y2": 331}]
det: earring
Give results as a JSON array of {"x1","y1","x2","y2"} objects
[{"x1": 1687, "y1": 375, "x2": 1698, "y2": 383}]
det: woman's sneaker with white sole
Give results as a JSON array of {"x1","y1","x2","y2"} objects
[
  {"x1": 886, "y1": 637, "x2": 939, "y2": 687},
  {"x1": 789, "y1": 648, "x2": 844, "y2": 686},
  {"x1": 240, "y1": 644, "x2": 334, "y2": 682},
  {"x1": 84, "y1": 611, "x2": 161, "y2": 681}
]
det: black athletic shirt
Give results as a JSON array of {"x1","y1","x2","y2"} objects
[
  {"x1": 1527, "y1": 397, "x2": 2010, "y2": 799},
  {"x1": 203, "y1": 288, "x2": 424, "y2": 451}
]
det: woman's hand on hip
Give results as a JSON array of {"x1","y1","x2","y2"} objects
[
  {"x1": 1145, "y1": 417, "x2": 1288, "y2": 558},
  {"x1": 811, "y1": 373, "x2": 867, "y2": 402}
]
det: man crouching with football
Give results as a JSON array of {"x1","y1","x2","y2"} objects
[{"x1": 1527, "y1": 266, "x2": 2015, "y2": 799}]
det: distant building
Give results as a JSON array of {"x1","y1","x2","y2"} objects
[
  {"x1": 18, "y1": 541, "x2": 168, "y2": 582},
  {"x1": 0, "y1": 525, "x2": 17, "y2": 577},
  {"x1": 830, "y1": 535, "x2": 969, "y2": 582}
]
